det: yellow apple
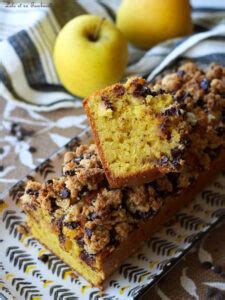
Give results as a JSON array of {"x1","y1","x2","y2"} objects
[
  {"x1": 116, "y1": 0, "x2": 193, "y2": 50},
  {"x1": 53, "y1": 15, "x2": 128, "y2": 98}
]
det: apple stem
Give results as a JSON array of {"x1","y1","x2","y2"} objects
[{"x1": 92, "y1": 17, "x2": 105, "y2": 41}]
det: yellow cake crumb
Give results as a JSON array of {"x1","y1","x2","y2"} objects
[{"x1": 84, "y1": 77, "x2": 188, "y2": 187}]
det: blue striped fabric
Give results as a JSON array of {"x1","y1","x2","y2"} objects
[{"x1": 0, "y1": 0, "x2": 225, "y2": 111}]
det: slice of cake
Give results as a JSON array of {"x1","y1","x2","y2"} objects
[{"x1": 83, "y1": 77, "x2": 189, "y2": 188}]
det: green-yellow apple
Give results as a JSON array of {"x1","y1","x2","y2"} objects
[
  {"x1": 53, "y1": 15, "x2": 128, "y2": 98},
  {"x1": 116, "y1": 0, "x2": 193, "y2": 50}
]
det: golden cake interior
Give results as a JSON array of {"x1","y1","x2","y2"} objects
[{"x1": 85, "y1": 77, "x2": 188, "y2": 179}]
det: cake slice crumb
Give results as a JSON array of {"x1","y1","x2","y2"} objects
[{"x1": 83, "y1": 77, "x2": 189, "y2": 188}]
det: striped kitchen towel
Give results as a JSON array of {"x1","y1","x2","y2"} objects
[{"x1": 0, "y1": 0, "x2": 225, "y2": 111}]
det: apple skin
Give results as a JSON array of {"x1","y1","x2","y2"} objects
[
  {"x1": 116, "y1": 0, "x2": 193, "y2": 50},
  {"x1": 53, "y1": 15, "x2": 128, "y2": 98}
]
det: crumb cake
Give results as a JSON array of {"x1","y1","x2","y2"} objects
[
  {"x1": 83, "y1": 77, "x2": 190, "y2": 188},
  {"x1": 20, "y1": 62, "x2": 225, "y2": 287}
]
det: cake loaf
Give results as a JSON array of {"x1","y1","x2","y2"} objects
[{"x1": 20, "y1": 62, "x2": 225, "y2": 287}]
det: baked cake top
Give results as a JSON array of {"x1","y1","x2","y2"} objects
[{"x1": 83, "y1": 77, "x2": 190, "y2": 188}]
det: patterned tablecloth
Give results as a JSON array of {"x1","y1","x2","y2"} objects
[{"x1": 0, "y1": 95, "x2": 225, "y2": 300}]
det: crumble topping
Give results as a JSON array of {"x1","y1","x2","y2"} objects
[
  {"x1": 20, "y1": 62, "x2": 225, "y2": 264},
  {"x1": 94, "y1": 189, "x2": 122, "y2": 217},
  {"x1": 84, "y1": 221, "x2": 110, "y2": 254}
]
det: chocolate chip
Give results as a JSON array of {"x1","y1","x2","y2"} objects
[
  {"x1": 85, "y1": 227, "x2": 92, "y2": 239},
  {"x1": 212, "y1": 265, "x2": 223, "y2": 274},
  {"x1": 10, "y1": 123, "x2": 19, "y2": 135},
  {"x1": 155, "y1": 88, "x2": 166, "y2": 95},
  {"x1": 150, "y1": 180, "x2": 170, "y2": 198},
  {"x1": 180, "y1": 103, "x2": 187, "y2": 110},
  {"x1": 10, "y1": 123, "x2": 35, "y2": 141},
  {"x1": 201, "y1": 261, "x2": 212, "y2": 269},
  {"x1": 57, "y1": 215, "x2": 65, "y2": 245},
  {"x1": 196, "y1": 99, "x2": 205, "y2": 107},
  {"x1": 26, "y1": 189, "x2": 39, "y2": 197},
  {"x1": 134, "y1": 209, "x2": 156, "y2": 219},
  {"x1": 200, "y1": 78, "x2": 209, "y2": 91},
  {"x1": 160, "y1": 156, "x2": 169, "y2": 165},
  {"x1": 64, "y1": 221, "x2": 80, "y2": 229},
  {"x1": 76, "y1": 237, "x2": 85, "y2": 248},
  {"x1": 109, "y1": 228, "x2": 120, "y2": 247},
  {"x1": 73, "y1": 154, "x2": 83, "y2": 164},
  {"x1": 171, "y1": 148, "x2": 183, "y2": 160},
  {"x1": 26, "y1": 175, "x2": 35, "y2": 181},
  {"x1": 163, "y1": 106, "x2": 180, "y2": 117},
  {"x1": 171, "y1": 148, "x2": 183, "y2": 168},
  {"x1": 0, "y1": 165, "x2": 4, "y2": 172},
  {"x1": 85, "y1": 153, "x2": 93, "y2": 159},
  {"x1": 60, "y1": 187, "x2": 70, "y2": 199},
  {"x1": 49, "y1": 197, "x2": 58, "y2": 212},
  {"x1": 132, "y1": 83, "x2": 156, "y2": 98},
  {"x1": 38, "y1": 254, "x2": 49, "y2": 263},
  {"x1": 177, "y1": 70, "x2": 185, "y2": 77},
  {"x1": 0, "y1": 148, "x2": 4, "y2": 154},
  {"x1": 21, "y1": 128, "x2": 34, "y2": 138},
  {"x1": 47, "y1": 179, "x2": 53, "y2": 185},
  {"x1": 59, "y1": 233, "x2": 66, "y2": 245},
  {"x1": 77, "y1": 185, "x2": 89, "y2": 199},
  {"x1": 113, "y1": 84, "x2": 125, "y2": 97},
  {"x1": 65, "y1": 169, "x2": 76, "y2": 176},
  {"x1": 79, "y1": 250, "x2": 95, "y2": 267},
  {"x1": 102, "y1": 96, "x2": 114, "y2": 110},
  {"x1": 174, "y1": 92, "x2": 191, "y2": 103},
  {"x1": 28, "y1": 146, "x2": 37, "y2": 153},
  {"x1": 160, "y1": 120, "x2": 172, "y2": 140},
  {"x1": 88, "y1": 212, "x2": 99, "y2": 221}
]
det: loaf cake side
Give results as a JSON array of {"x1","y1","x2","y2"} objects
[
  {"x1": 83, "y1": 77, "x2": 188, "y2": 188},
  {"x1": 20, "y1": 145, "x2": 225, "y2": 287}
]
